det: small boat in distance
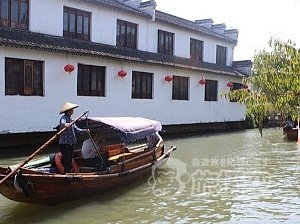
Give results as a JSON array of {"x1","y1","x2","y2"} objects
[
  {"x1": 283, "y1": 121, "x2": 298, "y2": 141},
  {"x1": 283, "y1": 128, "x2": 298, "y2": 141},
  {"x1": 0, "y1": 117, "x2": 176, "y2": 205}
]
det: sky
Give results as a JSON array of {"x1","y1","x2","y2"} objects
[{"x1": 154, "y1": 0, "x2": 300, "y2": 61}]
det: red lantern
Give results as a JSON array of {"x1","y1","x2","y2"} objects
[
  {"x1": 118, "y1": 70, "x2": 127, "y2": 78},
  {"x1": 164, "y1": 75, "x2": 173, "y2": 82},
  {"x1": 227, "y1": 82, "x2": 234, "y2": 88},
  {"x1": 199, "y1": 78, "x2": 206, "y2": 85},
  {"x1": 64, "y1": 64, "x2": 74, "y2": 74}
]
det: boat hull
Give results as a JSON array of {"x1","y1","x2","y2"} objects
[
  {"x1": 1, "y1": 165, "x2": 151, "y2": 205},
  {"x1": 283, "y1": 128, "x2": 298, "y2": 141},
  {"x1": 0, "y1": 145, "x2": 176, "y2": 205}
]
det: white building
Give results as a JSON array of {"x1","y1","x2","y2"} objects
[{"x1": 0, "y1": 0, "x2": 251, "y2": 146}]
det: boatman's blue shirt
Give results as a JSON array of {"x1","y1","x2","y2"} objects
[{"x1": 59, "y1": 114, "x2": 84, "y2": 145}]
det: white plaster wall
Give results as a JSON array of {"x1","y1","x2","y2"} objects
[
  {"x1": 30, "y1": 0, "x2": 63, "y2": 35},
  {"x1": 227, "y1": 45, "x2": 234, "y2": 66},
  {"x1": 30, "y1": 0, "x2": 235, "y2": 64},
  {"x1": 149, "y1": 22, "x2": 235, "y2": 64},
  {"x1": 140, "y1": 20, "x2": 158, "y2": 53},
  {"x1": 203, "y1": 39, "x2": 216, "y2": 64},
  {"x1": 0, "y1": 46, "x2": 245, "y2": 133},
  {"x1": 0, "y1": 1, "x2": 244, "y2": 134},
  {"x1": 30, "y1": 0, "x2": 133, "y2": 45}
]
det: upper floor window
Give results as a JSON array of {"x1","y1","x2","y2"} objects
[
  {"x1": 116, "y1": 19, "x2": 137, "y2": 49},
  {"x1": 158, "y1": 30, "x2": 174, "y2": 56},
  {"x1": 63, "y1": 7, "x2": 90, "y2": 41},
  {"x1": 5, "y1": 58, "x2": 44, "y2": 96},
  {"x1": 190, "y1": 38, "x2": 203, "y2": 62},
  {"x1": 0, "y1": 0, "x2": 28, "y2": 30},
  {"x1": 172, "y1": 76, "x2": 189, "y2": 100},
  {"x1": 132, "y1": 71, "x2": 153, "y2": 99},
  {"x1": 216, "y1": 45, "x2": 227, "y2": 66},
  {"x1": 204, "y1": 79, "x2": 218, "y2": 101},
  {"x1": 77, "y1": 64, "x2": 105, "y2": 96}
]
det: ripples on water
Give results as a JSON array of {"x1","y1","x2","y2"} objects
[{"x1": 1, "y1": 128, "x2": 300, "y2": 223}]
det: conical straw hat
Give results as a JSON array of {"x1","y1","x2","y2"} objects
[{"x1": 59, "y1": 102, "x2": 79, "y2": 114}]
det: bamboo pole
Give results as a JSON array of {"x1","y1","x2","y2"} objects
[{"x1": 0, "y1": 110, "x2": 89, "y2": 186}]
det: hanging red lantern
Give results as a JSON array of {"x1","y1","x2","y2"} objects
[
  {"x1": 118, "y1": 70, "x2": 127, "y2": 78},
  {"x1": 227, "y1": 82, "x2": 234, "y2": 88},
  {"x1": 164, "y1": 75, "x2": 173, "y2": 82},
  {"x1": 199, "y1": 78, "x2": 206, "y2": 85},
  {"x1": 64, "y1": 64, "x2": 75, "y2": 74}
]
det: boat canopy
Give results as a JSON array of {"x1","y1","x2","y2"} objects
[{"x1": 77, "y1": 117, "x2": 162, "y2": 142}]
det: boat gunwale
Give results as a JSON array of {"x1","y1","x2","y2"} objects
[{"x1": 0, "y1": 145, "x2": 176, "y2": 179}]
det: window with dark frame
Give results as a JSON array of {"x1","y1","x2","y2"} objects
[
  {"x1": 158, "y1": 30, "x2": 174, "y2": 56},
  {"x1": 5, "y1": 58, "x2": 44, "y2": 96},
  {"x1": 172, "y1": 76, "x2": 189, "y2": 100},
  {"x1": 63, "y1": 6, "x2": 90, "y2": 41},
  {"x1": 231, "y1": 82, "x2": 242, "y2": 91},
  {"x1": 229, "y1": 82, "x2": 242, "y2": 102},
  {"x1": 0, "y1": 0, "x2": 28, "y2": 30},
  {"x1": 204, "y1": 79, "x2": 218, "y2": 101},
  {"x1": 132, "y1": 71, "x2": 153, "y2": 99},
  {"x1": 77, "y1": 64, "x2": 105, "y2": 97},
  {"x1": 190, "y1": 38, "x2": 203, "y2": 62},
  {"x1": 116, "y1": 19, "x2": 137, "y2": 49},
  {"x1": 216, "y1": 45, "x2": 227, "y2": 66}
]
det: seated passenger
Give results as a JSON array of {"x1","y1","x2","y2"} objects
[
  {"x1": 81, "y1": 132, "x2": 109, "y2": 170},
  {"x1": 146, "y1": 131, "x2": 163, "y2": 150}
]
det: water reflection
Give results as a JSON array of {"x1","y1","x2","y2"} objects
[{"x1": 1, "y1": 129, "x2": 300, "y2": 223}]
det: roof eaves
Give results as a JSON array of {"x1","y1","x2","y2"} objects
[
  {"x1": 155, "y1": 11, "x2": 237, "y2": 44},
  {"x1": 80, "y1": 0, "x2": 151, "y2": 18},
  {"x1": 0, "y1": 29, "x2": 243, "y2": 77}
]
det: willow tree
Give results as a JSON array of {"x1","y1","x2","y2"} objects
[{"x1": 225, "y1": 38, "x2": 300, "y2": 136}]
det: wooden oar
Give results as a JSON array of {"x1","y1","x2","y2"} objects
[{"x1": 0, "y1": 110, "x2": 89, "y2": 186}]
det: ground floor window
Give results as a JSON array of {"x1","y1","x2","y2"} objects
[
  {"x1": 77, "y1": 64, "x2": 105, "y2": 96},
  {"x1": 5, "y1": 58, "x2": 44, "y2": 96},
  {"x1": 205, "y1": 79, "x2": 218, "y2": 101},
  {"x1": 229, "y1": 82, "x2": 243, "y2": 102},
  {"x1": 172, "y1": 76, "x2": 189, "y2": 100},
  {"x1": 132, "y1": 71, "x2": 153, "y2": 99}
]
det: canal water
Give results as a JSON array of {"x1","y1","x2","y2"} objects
[{"x1": 0, "y1": 128, "x2": 300, "y2": 223}]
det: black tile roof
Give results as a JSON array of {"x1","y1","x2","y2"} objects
[
  {"x1": 0, "y1": 27, "x2": 244, "y2": 77},
  {"x1": 81, "y1": 0, "x2": 237, "y2": 44},
  {"x1": 81, "y1": 0, "x2": 150, "y2": 17},
  {"x1": 155, "y1": 11, "x2": 236, "y2": 44}
]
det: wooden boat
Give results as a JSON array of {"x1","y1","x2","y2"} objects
[
  {"x1": 0, "y1": 117, "x2": 176, "y2": 205},
  {"x1": 283, "y1": 121, "x2": 298, "y2": 141},
  {"x1": 283, "y1": 128, "x2": 298, "y2": 141}
]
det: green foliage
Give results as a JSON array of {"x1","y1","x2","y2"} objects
[
  {"x1": 252, "y1": 38, "x2": 300, "y2": 120},
  {"x1": 223, "y1": 38, "x2": 300, "y2": 137}
]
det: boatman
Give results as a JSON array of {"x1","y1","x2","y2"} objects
[{"x1": 59, "y1": 102, "x2": 89, "y2": 174}]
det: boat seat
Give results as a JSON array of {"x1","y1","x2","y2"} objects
[{"x1": 109, "y1": 153, "x2": 132, "y2": 161}]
